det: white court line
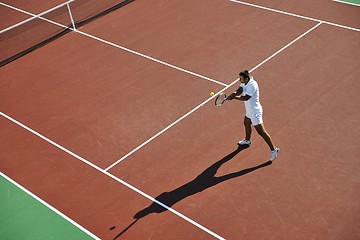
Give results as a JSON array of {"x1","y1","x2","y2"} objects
[
  {"x1": 229, "y1": 0, "x2": 360, "y2": 32},
  {"x1": 75, "y1": 30, "x2": 228, "y2": 86},
  {"x1": 0, "y1": 172, "x2": 100, "y2": 240},
  {"x1": 251, "y1": 22, "x2": 323, "y2": 72},
  {"x1": 0, "y1": 112, "x2": 226, "y2": 240},
  {"x1": 0, "y1": 2, "x2": 227, "y2": 87},
  {"x1": 105, "y1": 82, "x2": 235, "y2": 171},
  {"x1": 332, "y1": 0, "x2": 360, "y2": 7},
  {"x1": 0, "y1": 0, "x2": 74, "y2": 34},
  {"x1": 0, "y1": 2, "x2": 73, "y2": 32},
  {"x1": 105, "y1": 21, "x2": 323, "y2": 171}
]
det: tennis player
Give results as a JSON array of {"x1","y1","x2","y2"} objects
[{"x1": 227, "y1": 70, "x2": 279, "y2": 161}]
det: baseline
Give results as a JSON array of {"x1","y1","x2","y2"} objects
[
  {"x1": 230, "y1": 0, "x2": 360, "y2": 32},
  {"x1": 332, "y1": 0, "x2": 360, "y2": 7}
]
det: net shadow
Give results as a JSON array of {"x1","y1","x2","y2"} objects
[{"x1": 0, "y1": 0, "x2": 135, "y2": 67}]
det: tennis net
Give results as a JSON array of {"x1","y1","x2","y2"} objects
[{"x1": 0, "y1": 0, "x2": 134, "y2": 67}]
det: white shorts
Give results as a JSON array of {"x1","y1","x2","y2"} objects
[{"x1": 246, "y1": 111, "x2": 263, "y2": 126}]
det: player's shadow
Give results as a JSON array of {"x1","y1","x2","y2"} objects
[
  {"x1": 113, "y1": 145, "x2": 271, "y2": 239},
  {"x1": 134, "y1": 145, "x2": 271, "y2": 219}
]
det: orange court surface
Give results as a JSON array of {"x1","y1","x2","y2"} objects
[{"x1": 1, "y1": 0, "x2": 360, "y2": 239}]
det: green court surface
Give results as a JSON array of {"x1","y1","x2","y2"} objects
[
  {"x1": 0, "y1": 173, "x2": 95, "y2": 240},
  {"x1": 335, "y1": 0, "x2": 360, "y2": 5}
]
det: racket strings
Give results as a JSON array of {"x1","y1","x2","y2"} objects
[{"x1": 215, "y1": 94, "x2": 227, "y2": 106}]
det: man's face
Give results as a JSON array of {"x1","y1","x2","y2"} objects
[{"x1": 239, "y1": 75, "x2": 246, "y2": 83}]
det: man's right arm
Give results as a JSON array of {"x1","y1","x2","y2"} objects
[{"x1": 227, "y1": 87, "x2": 243, "y2": 100}]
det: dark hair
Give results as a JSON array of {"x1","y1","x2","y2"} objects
[{"x1": 239, "y1": 70, "x2": 250, "y2": 80}]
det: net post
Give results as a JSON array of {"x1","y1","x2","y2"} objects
[{"x1": 66, "y1": 2, "x2": 76, "y2": 30}]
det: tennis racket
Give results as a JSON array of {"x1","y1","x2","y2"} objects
[{"x1": 215, "y1": 93, "x2": 227, "y2": 107}]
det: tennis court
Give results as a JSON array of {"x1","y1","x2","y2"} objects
[{"x1": 1, "y1": 0, "x2": 360, "y2": 239}]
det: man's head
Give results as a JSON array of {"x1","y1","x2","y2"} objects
[{"x1": 239, "y1": 70, "x2": 250, "y2": 84}]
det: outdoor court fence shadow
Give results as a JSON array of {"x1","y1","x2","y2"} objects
[{"x1": 113, "y1": 145, "x2": 272, "y2": 239}]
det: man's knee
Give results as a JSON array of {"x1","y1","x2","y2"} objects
[
  {"x1": 244, "y1": 117, "x2": 251, "y2": 126},
  {"x1": 254, "y1": 125, "x2": 266, "y2": 135}
]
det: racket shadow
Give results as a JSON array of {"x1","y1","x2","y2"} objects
[{"x1": 133, "y1": 145, "x2": 272, "y2": 220}]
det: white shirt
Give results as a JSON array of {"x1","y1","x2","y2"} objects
[{"x1": 240, "y1": 76, "x2": 263, "y2": 114}]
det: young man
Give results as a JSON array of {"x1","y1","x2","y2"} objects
[{"x1": 227, "y1": 70, "x2": 279, "y2": 161}]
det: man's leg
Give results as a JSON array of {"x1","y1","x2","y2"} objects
[
  {"x1": 244, "y1": 116, "x2": 252, "y2": 141},
  {"x1": 254, "y1": 123, "x2": 275, "y2": 151}
]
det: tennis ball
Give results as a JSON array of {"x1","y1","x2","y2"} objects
[{"x1": 210, "y1": 92, "x2": 215, "y2": 96}]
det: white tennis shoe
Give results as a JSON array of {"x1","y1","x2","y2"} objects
[
  {"x1": 237, "y1": 139, "x2": 252, "y2": 146},
  {"x1": 270, "y1": 147, "x2": 280, "y2": 161}
]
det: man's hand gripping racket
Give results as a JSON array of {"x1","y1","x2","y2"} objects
[{"x1": 214, "y1": 92, "x2": 236, "y2": 107}]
